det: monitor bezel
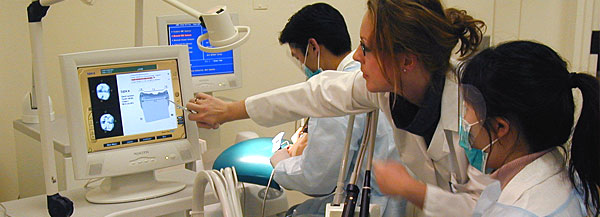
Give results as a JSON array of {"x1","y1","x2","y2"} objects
[{"x1": 157, "y1": 14, "x2": 242, "y2": 93}]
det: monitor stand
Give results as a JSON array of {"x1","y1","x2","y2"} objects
[{"x1": 86, "y1": 171, "x2": 185, "y2": 204}]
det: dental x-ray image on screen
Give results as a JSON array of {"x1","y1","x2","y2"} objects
[{"x1": 88, "y1": 75, "x2": 124, "y2": 139}]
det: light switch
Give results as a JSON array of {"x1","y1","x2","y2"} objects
[{"x1": 253, "y1": 0, "x2": 268, "y2": 10}]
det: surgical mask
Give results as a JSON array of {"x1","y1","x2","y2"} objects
[
  {"x1": 459, "y1": 119, "x2": 497, "y2": 174},
  {"x1": 302, "y1": 43, "x2": 323, "y2": 79}
]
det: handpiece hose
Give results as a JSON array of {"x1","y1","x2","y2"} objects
[
  {"x1": 342, "y1": 184, "x2": 360, "y2": 217},
  {"x1": 359, "y1": 171, "x2": 371, "y2": 217},
  {"x1": 342, "y1": 112, "x2": 376, "y2": 217},
  {"x1": 359, "y1": 111, "x2": 378, "y2": 217}
]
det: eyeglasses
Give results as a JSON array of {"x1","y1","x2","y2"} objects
[{"x1": 360, "y1": 41, "x2": 372, "y2": 56}]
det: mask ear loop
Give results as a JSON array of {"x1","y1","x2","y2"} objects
[
  {"x1": 303, "y1": 43, "x2": 310, "y2": 66},
  {"x1": 303, "y1": 41, "x2": 321, "y2": 71},
  {"x1": 481, "y1": 137, "x2": 499, "y2": 174},
  {"x1": 316, "y1": 46, "x2": 321, "y2": 71}
]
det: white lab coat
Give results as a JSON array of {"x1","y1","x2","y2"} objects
[
  {"x1": 473, "y1": 149, "x2": 587, "y2": 217},
  {"x1": 273, "y1": 52, "x2": 405, "y2": 216},
  {"x1": 423, "y1": 165, "x2": 494, "y2": 216},
  {"x1": 246, "y1": 69, "x2": 475, "y2": 216},
  {"x1": 273, "y1": 51, "x2": 361, "y2": 195}
]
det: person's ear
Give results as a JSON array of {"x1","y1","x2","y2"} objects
[
  {"x1": 308, "y1": 38, "x2": 320, "y2": 53},
  {"x1": 400, "y1": 53, "x2": 418, "y2": 71},
  {"x1": 491, "y1": 117, "x2": 510, "y2": 139}
]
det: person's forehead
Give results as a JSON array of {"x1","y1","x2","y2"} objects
[{"x1": 359, "y1": 12, "x2": 374, "y2": 43}]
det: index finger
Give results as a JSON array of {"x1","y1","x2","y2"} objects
[{"x1": 195, "y1": 92, "x2": 212, "y2": 100}]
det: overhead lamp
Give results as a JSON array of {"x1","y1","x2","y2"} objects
[{"x1": 162, "y1": 0, "x2": 250, "y2": 53}]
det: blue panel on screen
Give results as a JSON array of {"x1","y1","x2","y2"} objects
[{"x1": 167, "y1": 23, "x2": 235, "y2": 77}]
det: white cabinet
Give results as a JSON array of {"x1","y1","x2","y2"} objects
[{"x1": 444, "y1": 0, "x2": 599, "y2": 74}]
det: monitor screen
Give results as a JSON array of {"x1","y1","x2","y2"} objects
[
  {"x1": 77, "y1": 59, "x2": 186, "y2": 153},
  {"x1": 157, "y1": 14, "x2": 242, "y2": 93},
  {"x1": 167, "y1": 23, "x2": 235, "y2": 77}
]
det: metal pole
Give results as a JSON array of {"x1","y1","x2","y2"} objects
[
  {"x1": 134, "y1": 0, "x2": 143, "y2": 46},
  {"x1": 342, "y1": 111, "x2": 374, "y2": 217},
  {"x1": 332, "y1": 115, "x2": 356, "y2": 205}
]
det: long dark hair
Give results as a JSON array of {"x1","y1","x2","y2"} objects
[{"x1": 460, "y1": 40, "x2": 599, "y2": 215}]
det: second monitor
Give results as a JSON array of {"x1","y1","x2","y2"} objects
[{"x1": 157, "y1": 14, "x2": 242, "y2": 93}]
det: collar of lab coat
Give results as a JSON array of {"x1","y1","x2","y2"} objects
[
  {"x1": 497, "y1": 149, "x2": 565, "y2": 205},
  {"x1": 425, "y1": 74, "x2": 459, "y2": 161},
  {"x1": 336, "y1": 50, "x2": 358, "y2": 71},
  {"x1": 384, "y1": 74, "x2": 462, "y2": 188}
]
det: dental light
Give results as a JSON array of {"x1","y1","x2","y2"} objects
[{"x1": 161, "y1": 0, "x2": 250, "y2": 53}]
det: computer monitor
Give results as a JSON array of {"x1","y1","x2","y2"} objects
[
  {"x1": 157, "y1": 14, "x2": 242, "y2": 93},
  {"x1": 60, "y1": 45, "x2": 201, "y2": 204}
]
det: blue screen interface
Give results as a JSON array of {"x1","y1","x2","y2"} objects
[{"x1": 167, "y1": 23, "x2": 234, "y2": 77}]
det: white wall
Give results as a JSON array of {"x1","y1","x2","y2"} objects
[{"x1": 0, "y1": 0, "x2": 590, "y2": 203}]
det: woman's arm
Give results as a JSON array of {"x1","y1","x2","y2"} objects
[
  {"x1": 374, "y1": 160, "x2": 479, "y2": 216},
  {"x1": 245, "y1": 70, "x2": 378, "y2": 127},
  {"x1": 186, "y1": 70, "x2": 379, "y2": 128},
  {"x1": 374, "y1": 160, "x2": 426, "y2": 208},
  {"x1": 186, "y1": 93, "x2": 248, "y2": 129}
]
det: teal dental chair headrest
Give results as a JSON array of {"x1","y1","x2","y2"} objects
[{"x1": 213, "y1": 137, "x2": 287, "y2": 190}]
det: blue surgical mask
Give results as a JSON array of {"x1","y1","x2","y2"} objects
[
  {"x1": 302, "y1": 43, "x2": 323, "y2": 79},
  {"x1": 459, "y1": 119, "x2": 496, "y2": 174}
]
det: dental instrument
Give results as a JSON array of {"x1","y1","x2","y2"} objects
[{"x1": 168, "y1": 99, "x2": 198, "y2": 114}]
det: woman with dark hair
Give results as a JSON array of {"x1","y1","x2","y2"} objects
[
  {"x1": 187, "y1": 0, "x2": 485, "y2": 215},
  {"x1": 376, "y1": 40, "x2": 599, "y2": 216}
]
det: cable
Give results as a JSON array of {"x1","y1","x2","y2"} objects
[
  {"x1": 360, "y1": 111, "x2": 378, "y2": 217},
  {"x1": 241, "y1": 182, "x2": 246, "y2": 216},
  {"x1": 84, "y1": 178, "x2": 103, "y2": 189},
  {"x1": 262, "y1": 168, "x2": 276, "y2": 217},
  {"x1": 349, "y1": 113, "x2": 372, "y2": 185},
  {"x1": 1, "y1": 203, "x2": 13, "y2": 217},
  {"x1": 190, "y1": 168, "x2": 243, "y2": 217},
  {"x1": 343, "y1": 111, "x2": 375, "y2": 217}
]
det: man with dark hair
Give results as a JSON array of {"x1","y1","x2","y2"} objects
[
  {"x1": 279, "y1": 2, "x2": 352, "y2": 78},
  {"x1": 269, "y1": 3, "x2": 406, "y2": 216}
]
